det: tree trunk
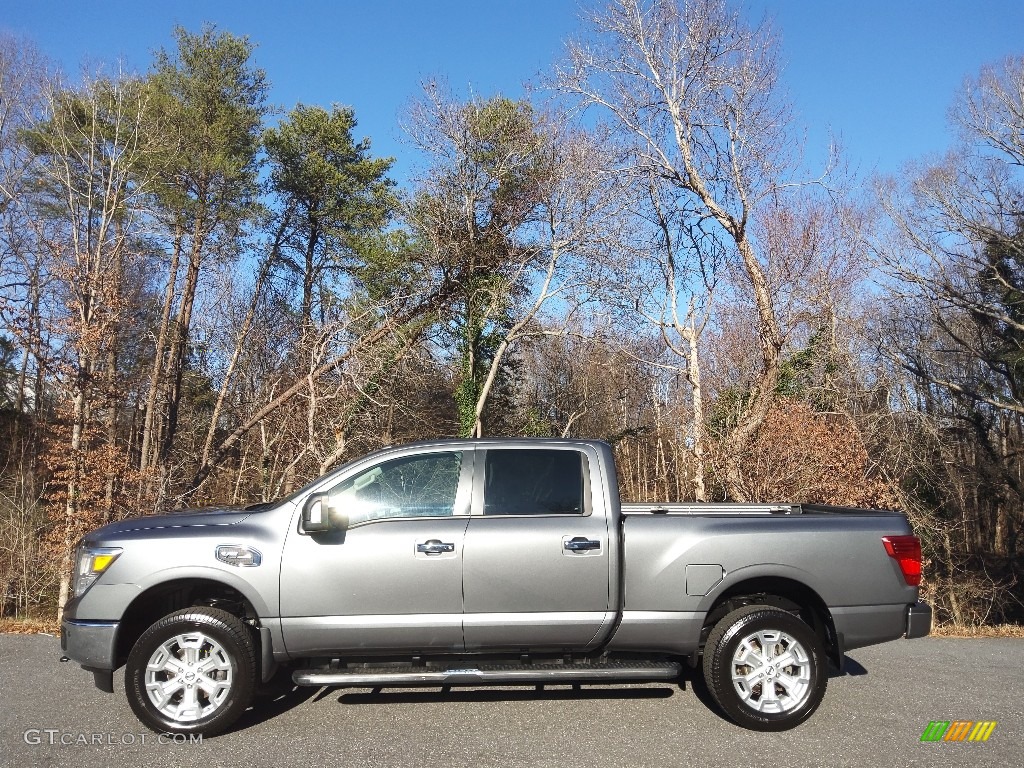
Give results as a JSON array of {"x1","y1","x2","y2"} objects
[
  {"x1": 56, "y1": 385, "x2": 87, "y2": 623},
  {"x1": 685, "y1": 321, "x2": 707, "y2": 502},
  {"x1": 102, "y1": 341, "x2": 118, "y2": 524},
  {"x1": 140, "y1": 228, "x2": 182, "y2": 478},
  {"x1": 721, "y1": 237, "x2": 784, "y2": 501},
  {"x1": 301, "y1": 216, "x2": 320, "y2": 337},
  {"x1": 196, "y1": 254, "x2": 275, "y2": 481},
  {"x1": 160, "y1": 230, "x2": 205, "y2": 469}
]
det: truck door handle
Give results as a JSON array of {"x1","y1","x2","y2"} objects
[
  {"x1": 417, "y1": 540, "x2": 455, "y2": 555},
  {"x1": 564, "y1": 537, "x2": 601, "y2": 552}
]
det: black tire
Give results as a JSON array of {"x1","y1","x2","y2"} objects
[
  {"x1": 126, "y1": 607, "x2": 256, "y2": 736},
  {"x1": 701, "y1": 605, "x2": 827, "y2": 731}
]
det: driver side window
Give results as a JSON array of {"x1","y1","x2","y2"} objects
[{"x1": 327, "y1": 451, "x2": 462, "y2": 526}]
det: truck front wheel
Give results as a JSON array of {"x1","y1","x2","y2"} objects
[
  {"x1": 702, "y1": 605, "x2": 827, "y2": 731},
  {"x1": 125, "y1": 607, "x2": 257, "y2": 736}
]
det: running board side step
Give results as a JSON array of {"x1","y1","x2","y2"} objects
[{"x1": 293, "y1": 660, "x2": 682, "y2": 687}]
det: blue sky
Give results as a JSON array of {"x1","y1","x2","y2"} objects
[{"x1": 4, "y1": 0, "x2": 1023, "y2": 185}]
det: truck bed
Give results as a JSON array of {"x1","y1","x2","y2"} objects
[{"x1": 610, "y1": 507, "x2": 919, "y2": 657}]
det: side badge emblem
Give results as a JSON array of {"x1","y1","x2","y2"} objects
[{"x1": 216, "y1": 545, "x2": 262, "y2": 567}]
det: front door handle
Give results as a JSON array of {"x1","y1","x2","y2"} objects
[
  {"x1": 417, "y1": 539, "x2": 455, "y2": 555},
  {"x1": 564, "y1": 537, "x2": 601, "y2": 552}
]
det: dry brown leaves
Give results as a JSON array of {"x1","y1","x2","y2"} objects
[
  {"x1": 0, "y1": 618, "x2": 60, "y2": 635},
  {"x1": 734, "y1": 399, "x2": 899, "y2": 508}
]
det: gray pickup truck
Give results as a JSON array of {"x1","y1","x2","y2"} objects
[{"x1": 61, "y1": 438, "x2": 931, "y2": 735}]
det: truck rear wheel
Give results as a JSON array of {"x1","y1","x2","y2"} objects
[
  {"x1": 702, "y1": 605, "x2": 827, "y2": 731},
  {"x1": 125, "y1": 607, "x2": 256, "y2": 736}
]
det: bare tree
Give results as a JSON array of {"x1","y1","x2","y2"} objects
[
  {"x1": 878, "y1": 56, "x2": 1024, "y2": 414},
  {"x1": 469, "y1": 118, "x2": 626, "y2": 437},
  {"x1": 607, "y1": 169, "x2": 721, "y2": 499},
  {"x1": 403, "y1": 87, "x2": 552, "y2": 436},
  {"x1": 557, "y1": 0, "x2": 827, "y2": 498},
  {"x1": 954, "y1": 55, "x2": 1024, "y2": 168},
  {"x1": 23, "y1": 70, "x2": 157, "y2": 618},
  {"x1": 877, "y1": 55, "x2": 1024, "y2": 558},
  {"x1": 0, "y1": 35, "x2": 51, "y2": 416}
]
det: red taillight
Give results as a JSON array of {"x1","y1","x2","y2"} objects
[{"x1": 882, "y1": 535, "x2": 922, "y2": 587}]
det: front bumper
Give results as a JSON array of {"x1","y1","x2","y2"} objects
[
  {"x1": 61, "y1": 618, "x2": 119, "y2": 670},
  {"x1": 905, "y1": 601, "x2": 932, "y2": 639}
]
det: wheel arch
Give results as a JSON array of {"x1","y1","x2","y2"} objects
[
  {"x1": 699, "y1": 576, "x2": 841, "y2": 668},
  {"x1": 116, "y1": 578, "x2": 260, "y2": 666}
]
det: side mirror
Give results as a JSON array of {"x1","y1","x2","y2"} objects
[
  {"x1": 302, "y1": 494, "x2": 330, "y2": 533},
  {"x1": 301, "y1": 493, "x2": 348, "y2": 534}
]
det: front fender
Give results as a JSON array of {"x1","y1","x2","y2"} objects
[{"x1": 128, "y1": 564, "x2": 276, "y2": 618}]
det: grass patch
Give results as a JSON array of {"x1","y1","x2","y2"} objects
[{"x1": 931, "y1": 623, "x2": 1024, "y2": 638}]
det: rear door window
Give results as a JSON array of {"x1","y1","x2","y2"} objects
[{"x1": 482, "y1": 449, "x2": 585, "y2": 515}]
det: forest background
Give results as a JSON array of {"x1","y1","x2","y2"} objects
[{"x1": 1, "y1": 0, "x2": 1022, "y2": 628}]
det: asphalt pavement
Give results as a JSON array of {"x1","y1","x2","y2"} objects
[{"x1": 0, "y1": 634, "x2": 1019, "y2": 768}]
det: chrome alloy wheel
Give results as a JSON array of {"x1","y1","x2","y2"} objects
[
  {"x1": 730, "y1": 629, "x2": 812, "y2": 714},
  {"x1": 144, "y1": 631, "x2": 235, "y2": 722}
]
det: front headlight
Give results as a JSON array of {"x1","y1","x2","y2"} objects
[{"x1": 72, "y1": 546, "x2": 122, "y2": 598}]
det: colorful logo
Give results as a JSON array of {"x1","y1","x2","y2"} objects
[{"x1": 920, "y1": 721, "x2": 997, "y2": 742}]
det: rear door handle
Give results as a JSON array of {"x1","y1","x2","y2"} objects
[
  {"x1": 563, "y1": 537, "x2": 601, "y2": 552},
  {"x1": 417, "y1": 539, "x2": 455, "y2": 555}
]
